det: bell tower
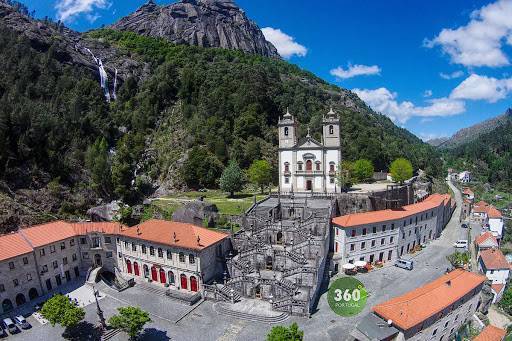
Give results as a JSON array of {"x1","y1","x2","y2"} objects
[
  {"x1": 322, "y1": 108, "x2": 340, "y2": 147},
  {"x1": 278, "y1": 108, "x2": 297, "y2": 148}
]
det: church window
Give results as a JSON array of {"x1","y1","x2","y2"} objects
[
  {"x1": 284, "y1": 162, "x2": 289, "y2": 172},
  {"x1": 316, "y1": 162, "x2": 321, "y2": 171},
  {"x1": 329, "y1": 163, "x2": 335, "y2": 172},
  {"x1": 298, "y1": 162, "x2": 303, "y2": 171},
  {"x1": 329, "y1": 125, "x2": 334, "y2": 134},
  {"x1": 306, "y1": 160, "x2": 312, "y2": 171},
  {"x1": 330, "y1": 177, "x2": 334, "y2": 184},
  {"x1": 284, "y1": 127, "x2": 289, "y2": 136},
  {"x1": 284, "y1": 177, "x2": 289, "y2": 184}
]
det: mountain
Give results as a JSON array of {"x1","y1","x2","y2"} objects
[
  {"x1": 426, "y1": 137, "x2": 449, "y2": 147},
  {"x1": 437, "y1": 108, "x2": 512, "y2": 149},
  {"x1": 0, "y1": 0, "x2": 441, "y2": 231},
  {"x1": 110, "y1": 0, "x2": 280, "y2": 58}
]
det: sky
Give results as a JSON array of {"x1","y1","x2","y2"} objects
[{"x1": 20, "y1": 0, "x2": 512, "y2": 141}]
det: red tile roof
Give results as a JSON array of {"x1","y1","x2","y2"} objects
[
  {"x1": 373, "y1": 269, "x2": 486, "y2": 331},
  {"x1": 463, "y1": 188, "x2": 474, "y2": 196},
  {"x1": 479, "y1": 249, "x2": 510, "y2": 270},
  {"x1": 487, "y1": 206, "x2": 503, "y2": 219},
  {"x1": 491, "y1": 284, "x2": 505, "y2": 295},
  {"x1": 0, "y1": 233, "x2": 34, "y2": 262},
  {"x1": 333, "y1": 194, "x2": 448, "y2": 228},
  {"x1": 473, "y1": 325, "x2": 506, "y2": 341},
  {"x1": 71, "y1": 222, "x2": 124, "y2": 235},
  {"x1": 119, "y1": 219, "x2": 228, "y2": 251},
  {"x1": 19, "y1": 221, "x2": 77, "y2": 248},
  {"x1": 475, "y1": 232, "x2": 498, "y2": 246}
]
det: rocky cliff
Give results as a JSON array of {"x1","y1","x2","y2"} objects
[{"x1": 110, "y1": 0, "x2": 280, "y2": 58}]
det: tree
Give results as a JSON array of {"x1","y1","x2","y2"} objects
[
  {"x1": 219, "y1": 160, "x2": 245, "y2": 197},
  {"x1": 41, "y1": 295, "x2": 85, "y2": 329},
  {"x1": 85, "y1": 137, "x2": 112, "y2": 196},
  {"x1": 267, "y1": 323, "x2": 304, "y2": 341},
  {"x1": 248, "y1": 159, "x2": 272, "y2": 193},
  {"x1": 182, "y1": 146, "x2": 224, "y2": 189},
  {"x1": 500, "y1": 287, "x2": 512, "y2": 315},
  {"x1": 390, "y1": 158, "x2": 413, "y2": 184},
  {"x1": 336, "y1": 161, "x2": 353, "y2": 192},
  {"x1": 446, "y1": 252, "x2": 470, "y2": 268},
  {"x1": 108, "y1": 306, "x2": 152, "y2": 340},
  {"x1": 352, "y1": 159, "x2": 374, "y2": 183}
]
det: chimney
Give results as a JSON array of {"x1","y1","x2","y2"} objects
[
  {"x1": 197, "y1": 235, "x2": 201, "y2": 245},
  {"x1": 136, "y1": 226, "x2": 141, "y2": 235},
  {"x1": 446, "y1": 280, "x2": 451, "y2": 286},
  {"x1": 173, "y1": 232, "x2": 177, "y2": 243}
]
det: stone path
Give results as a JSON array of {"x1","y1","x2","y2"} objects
[{"x1": 488, "y1": 305, "x2": 511, "y2": 329}]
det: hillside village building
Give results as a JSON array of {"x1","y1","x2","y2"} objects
[
  {"x1": 332, "y1": 194, "x2": 454, "y2": 268},
  {"x1": 0, "y1": 220, "x2": 229, "y2": 315},
  {"x1": 475, "y1": 232, "x2": 499, "y2": 254},
  {"x1": 352, "y1": 269, "x2": 487, "y2": 341},
  {"x1": 478, "y1": 248, "x2": 510, "y2": 303},
  {"x1": 278, "y1": 108, "x2": 341, "y2": 193}
]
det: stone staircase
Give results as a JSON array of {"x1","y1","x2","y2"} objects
[
  {"x1": 101, "y1": 328, "x2": 122, "y2": 341},
  {"x1": 134, "y1": 280, "x2": 169, "y2": 298},
  {"x1": 214, "y1": 303, "x2": 289, "y2": 324}
]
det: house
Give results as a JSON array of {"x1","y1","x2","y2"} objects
[
  {"x1": 462, "y1": 199, "x2": 473, "y2": 220},
  {"x1": 473, "y1": 325, "x2": 506, "y2": 341},
  {"x1": 352, "y1": 269, "x2": 486, "y2": 340},
  {"x1": 487, "y1": 206, "x2": 504, "y2": 241},
  {"x1": 475, "y1": 232, "x2": 499, "y2": 254},
  {"x1": 473, "y1": 201, "x2": 490, "y2": 224},
  {"x1": 458, "y1": 171, "x2": 472, "y2": 183},
  {"x1": 463, "y1": 188, "x2": 475, "y2": 201},
  {"x1": 478, "y1": 248, "x2": 510, "y2": 302}
]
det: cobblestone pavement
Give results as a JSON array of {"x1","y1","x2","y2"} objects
[{"x1": 4, "y1": 181, "x2": 471, "y2": 341}]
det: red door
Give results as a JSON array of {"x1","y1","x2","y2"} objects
[
  {"x1": 134, "y1": 262, "x2": 140, "y2": 276},
  {"x1": 190, "y1": 276, "x2": 198, "y2": 292},
  {"x1": 180, "y1": 274, "x2": 188, "y2": 290},
  {"x1": 159, "y1": 269, "x2": 166, "y2": 284},
  {"x1": 151, "y1": 266, "x2": 158, "y2": 281},
  {"x1": 126, "y1": 260, "x2": 132, "y2": 274}
]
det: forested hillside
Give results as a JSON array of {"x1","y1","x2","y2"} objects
[{"x1": 0, "y1": 3, "x2": 442, "y2": 230}]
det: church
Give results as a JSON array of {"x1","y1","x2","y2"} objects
[{"x1": 278, "y1": 108, "x2": 342, "y2": 193}]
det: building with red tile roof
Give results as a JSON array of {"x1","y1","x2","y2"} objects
[
  {"x1": 19, "y1": 221, "x2": 77, "y2": 248},
  {"x1": 478, "y1": 248, "x2": 510, "y2": 303},
  {"x1": 371, "y1": 269, "x2": 486, "y2": 340},
  {"x1": 491, "y1": 284, "x2": 506, "y2": 303},
  {"x1": 475, "y1": 232, "x2": 499, "y2": 252},
  {"x1": 0, "y1": 233, "x2": 34, "y2": 262},
  {"x1": 479, "y1": 248, "x2": 510, "y2": 270},
  {"x1": 473, "y1": 325, "x2": 506, "y2": 341}
]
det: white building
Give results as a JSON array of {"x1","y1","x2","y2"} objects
[
  {"x1": 278, "y1": 108, "x2": 341, "y2": 193},
  {"x1": 458, "y1": 171, "x2": 471, "y2": 183},
  {"x1": 487, "y1": 206, "x2": 505, "y2": 241},
  {"x1": 478, "y1": 248, "x2": 510, "y2": 303}
]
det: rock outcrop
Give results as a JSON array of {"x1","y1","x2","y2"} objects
[{"x1": 110, "y1": 0, "x2": 280, "y2": 58}]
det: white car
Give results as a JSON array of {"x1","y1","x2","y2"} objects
[{"x1": 453, "y1": 240, "x2": 468, "y2": 249}]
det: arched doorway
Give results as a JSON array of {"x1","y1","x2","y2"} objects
[
  {"x1": 15, "y1": 293, "x2": 26, "y2": 306},
  {"x1": 266, "y1": 256, "x2": 273, "y2": 270},
  {"x1": 168, "y1": 271, "x2": 175, "y2": 285},
  {"x1": 2, "y1": 299, "x2": 13, "y2": 313},
  {"x1": 190, "y1": 276, "x2": 198, "y2": 292},
  {"x1": 306, "y1": 160, "x2": 312, "y2": 171},
  {"x1": 143, "y1": 264, "x2": 149, "y2": 278},
  {"x1": 126, "y1": 260, "x2": 132, "y2": 274},
  {"x1": 151, "y1": 266, "x2": 158, "y2": 282},
  {"x1": 94, "y1": 254, "x2": 102, "y2": 266},
  {"x1": 276, "y1": 231, "x2": 283, "y2": 244},
  {"x1": 159, "y1": 269, "x2": 166, "y2": 284},
  {"x1": 133, "y1": 262, "x2": 140, "y2": 276},
  {"x1": 180, "y1": 274, "x2": 188, "y2": 290},
  {"x1": 28, "y1": 288, "x2": 38, "y2": 301}
]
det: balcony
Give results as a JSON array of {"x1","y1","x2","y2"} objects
[{"x1": 295, "y1": 170, "x2": 324, "y2": 176}]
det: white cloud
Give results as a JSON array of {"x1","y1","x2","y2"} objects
[
  {"x1": 353, "y1": 87, "x2": 465, "y2": 124},
  {"x1": 261, "y1": 27, "x2": 307, "y2": 59},
  {"x1": 425, "y1": 0, "x2": 512, "y2": 67},
  {"x1": 450, "y1": 73, "x2": 512, "y2": 102},
  {"x1": 330, "y1": 63, "x2": 381, "y2": 80},
  {"x1": 439, "y1": 71, "x2": 464, "y2": 80},
  {"x1": 55, "y1": 0, "x2": 111, "y2": 23},
  {"x1": 423, "y1": 90, "x2": 433, "y2": 97}
]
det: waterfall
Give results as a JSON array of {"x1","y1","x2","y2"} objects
[
  {"x1": 84, "y1": 47, "x2": 111, "y2": 102},
  {"x1": 112, "y1": 68, "x2": 118, "y2": 100}
]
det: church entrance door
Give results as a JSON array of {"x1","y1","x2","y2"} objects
[{"x1": 306, "y1": 180, "x2": 312, "y2": 191}]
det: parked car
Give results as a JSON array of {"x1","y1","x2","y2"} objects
[
  {"x1": 394, "y1": 258, "x2": 414, "y2": 270},
  {"x1": 14, "y1": 315, "x2": 31, "y2": 329},
  {"x1": 2, "y1": 318, "x2": 18, "y2": 334},
  {"x1": 453, "y1": 240, "x2": 468, "y2": 249}
]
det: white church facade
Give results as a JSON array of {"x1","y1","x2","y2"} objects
[{"x1": 278, "y1": 108, "x2": 341, "y2": 193}]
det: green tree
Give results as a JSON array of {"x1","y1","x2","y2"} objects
[
  {"x1": 446, "y1": 252, "x2": 470, "y2": 268},
  {"x1": 352, "y1": 159, "x2": 374, "y2": 183},
  {"x1": 85, "y1": 137, "x2": 112, "y2": 196},
  {"x1": 219, "y1": 160, "x2": 245, "y2": 197},
  {"x1": 248, "y1": 159, "x2": 272, "y2": 193},
  {"x1": 182, "y1": 147, "x2": 224, "y2": 189},
  {"x1": 108, "y1": 306, "x2": 152, "y2": 340},
  {"x1": 267, "y1": 322, "x2": 304, "y2": 341},
  {"x1": 336, "y1": 160, "x2": 353, "y2": 191},
  {"x1": 500, "y1": 287, "x2": 512, "y2": 315},
  {"x1": 41, "y1": 295, "x2": 85, "y2": 329},
  {"x1": 390, "y1": 158, "x2": 413, "y2": 184}
]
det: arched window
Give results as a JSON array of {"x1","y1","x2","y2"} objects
[
  {"x1": 329, "y1": 163, "x2": 335, "y2": 172},
  {"x1": 150, "y1": 246, "x2": 155, "y2": 256},
  {"x1": 159, "y1": 268, "x2": 166, "y2": 284},
  {"x1": 306, "y1": 160, "x2": 313, "y2": 171},
  {"x1": 284, "y1": 127, "x2": 289, "y2": 136},
  {"x1": 2, "y1": 299, "x2": 13, "y2": 313},
  {"x1": 134, "y1": 262, "x2": 140, "y2": 276},
  {"x1": 28, "y1": 288, "x2": 39, "y2": 301},
  {"x1": 126, "y1": 259, "x2": 132, "y2": 274},
  {"x1": 168, "y1": 271, "x2": 175, "y2": 285},
  {"x1": 329, "y1": 125, "x2": 334, "y2": 134},
  {"x1": 158, "y1": 248, "x2": 163, "y2": 258},
  {"x1": 143, "y1": 264, "x2": 149, "y2": 278},
  {"x1": 190, "y1": 276, "x2": 198, "y2": 292},
  {"x1": 284, "y1": 162, "x2": 289, "y2": 173},
  {"x1": 141, "y1": 244, "x2": 146, "y2": 254},
  {"x1": 15, "y1": 293, "x2": 26, "y2": 306},
  {"x1": 151, "y1": 266, "x2": 158, "y2": 281},
  {"x1": 179, "y1": 252, "x2": 185, "y2": 262},
  {"x1": 189, "y1": 254, "x2": 195, "y2": 264},
  {"x1": 316, "y1": 162, "x2": 321, "y2": 171},
  {"x1": 167, "y1": 250, "x2": 172, "y2": 259},
  {"x1": 180, "y1": 274, "x2": 188, "y2": 290}
]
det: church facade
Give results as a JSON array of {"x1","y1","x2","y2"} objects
[{"x1": 278, "y1": 108, "x2": 341, "y2": 193}]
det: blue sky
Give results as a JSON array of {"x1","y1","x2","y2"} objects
[{"x1": 21, "y1": 0, "x2": 512, "y2": 140}]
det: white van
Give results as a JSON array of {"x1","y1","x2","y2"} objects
[{"x1": 394, "y1": 258, "x2": 414, "y2": 270}]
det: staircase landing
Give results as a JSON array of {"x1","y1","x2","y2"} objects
[{"x1": 213, "y1": 298, "x2": 289, "y2": 324}]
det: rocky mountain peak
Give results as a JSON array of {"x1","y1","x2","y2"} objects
[{"x1": 110, "y1": 0, "x2": 280, "y2": 58}]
